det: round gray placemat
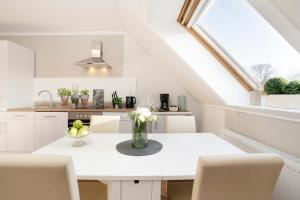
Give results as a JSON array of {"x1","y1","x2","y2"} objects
[{"x1": 116, "y1": 140, "x2": 163, "y2": 156}]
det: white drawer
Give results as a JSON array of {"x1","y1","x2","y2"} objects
[
  {"x1": 122, "y1": 180, "x2": 152, "y2": 200},
  {"x1": 7, "y1": 112, "x2": 34, "y2": 120},
  {"x1": 35, "y1": 112, "x2": 68, "y2": 120}
]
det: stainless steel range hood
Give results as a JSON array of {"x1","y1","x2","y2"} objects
[{"x1": 75, "y1": 41, "x2": 112, "y2": 69}]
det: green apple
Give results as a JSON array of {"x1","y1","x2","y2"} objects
[
  {"x1": 81, "y1": 125, "x2": 89, "y2": 131},
  {"x1": 69, "y1": 127, "x2": 78, "y2": 136},
  {"x1": 78, "y1": 127, "x2": 89, "y2": 136},
  {"x1": 73, "y1": 120, "x2": 83, "y2": 129}
]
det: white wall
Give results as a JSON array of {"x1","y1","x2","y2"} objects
[
  {"x1": 123, "y1": 35, "x2": 202, "y2": 130},
  {"x1": 198, "y1": 104, "x2": 300, "y2": 158},
  {"x1": 0, "y1": 35, "x2": 124, "y2": 77},
  {"x1": 34, "y1": 78, "x2": 136, "y2": 103}
]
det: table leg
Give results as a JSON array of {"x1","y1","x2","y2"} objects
[{"x1": 106, "y1": 181, "x2": 121, "y2": 200}]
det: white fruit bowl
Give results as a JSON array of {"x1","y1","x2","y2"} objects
[{"x1": 66, "y1": 129, "x2": 90, "y2": 147}]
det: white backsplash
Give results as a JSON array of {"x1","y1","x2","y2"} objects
[{"x1": 33, "y1": 77, "x2": 136, "y2": 103}]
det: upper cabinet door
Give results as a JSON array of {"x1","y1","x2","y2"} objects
[
  {"x1": 6, "y1": 41, "x2": 34, "y2": 108},
  {"x1": 0, "y1": 41, "x2": 7, "y2": 100}
]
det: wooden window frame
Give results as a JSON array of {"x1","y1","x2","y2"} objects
[{"x1": 177, "y1": 0, "x2": 257, "y2": 91}]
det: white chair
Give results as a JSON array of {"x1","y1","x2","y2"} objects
[
  {"x1": 164, "y1": 115, "x2": 196, "y2": 199},
  {"x1": 89, "y1": 115, "x2": 120, "y2": 133},
  {"x1": 166, "y1": 115, "x2": 196, "y2": 133},
  {"x1": 0, "y1": 154, "x2": 80, "y2": 200},
  {"x1": 168, "y1": 154, "x2": 284, "y2": 200}
]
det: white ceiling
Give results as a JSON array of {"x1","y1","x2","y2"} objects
[
  {"x1": 0, "y1": 0, "x2": 123, "y2": 33},
  {"x1": 270, "y1": 0, "x2": 300, "y2": 30}
]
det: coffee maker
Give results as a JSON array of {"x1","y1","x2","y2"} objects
[{"x1": 160, "y1": 94, "x2": 169, "y2": 111}]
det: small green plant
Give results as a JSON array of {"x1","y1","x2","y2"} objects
[
  {"x1": 264, "y1": 77, "x2": 288, "y2": 95},
  {"x1": 57, "y1": 88, "x2": 71, "y2": 97},
  {"x1": 283, "y1": 80, "x2": 300, "y2": 94},
  {"x1": 112, "y1": 97, "x2": 122, "y2": 105},
  {"x1": 80, "y1": 89, "x2": 89, "y2": 96}
]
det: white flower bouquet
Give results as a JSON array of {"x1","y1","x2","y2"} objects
[{"x1": 129, "y1": 107, "x2": 157, "y2": 149}]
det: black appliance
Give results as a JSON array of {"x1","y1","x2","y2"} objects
[
  {"x1": 68, "y1": 112, "x2": 101, "y2": 128},
  {"x1": 126, "y1": 96, "x2": 136, "y2": 108},
  {"x1": 160, "y1": 94, "x2": 169, "y2": 111}
]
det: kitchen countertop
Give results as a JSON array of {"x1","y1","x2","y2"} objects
[
  {"x1": 7, "y1": 104, "x2": 191, "y2": 114},
  {"x1": 7, "y1": 104, "x2": 135, "y2": 112}
]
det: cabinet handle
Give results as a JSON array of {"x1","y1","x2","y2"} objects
[
  {"x1": 43, "y1": 115, "x2": 57, "y2": 118},
  {"x1": 13, "y1": 115, "x2": 26, "y2": 117}
]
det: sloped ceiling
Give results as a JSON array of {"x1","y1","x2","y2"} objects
[
  {"x1": 248, "y1": 0, "x2": 300, "y2": 52},
  {"x1": 115, "y1": 0, "x2": 249, "y2": 106},
  {"x1": 270, "y1": 0, "x2": 300, "y2": 30},
  {"x1": 0, "y1": 0, "x2": 123, "y2": 33}
]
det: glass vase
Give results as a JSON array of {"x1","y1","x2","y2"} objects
[{"x1": 132, "y1": 121, "x2": 148, "y2": 149}]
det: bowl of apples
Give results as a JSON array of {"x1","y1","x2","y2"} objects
[{"x1": 67, "y1": 120, "x2": 89, "y2": 147}]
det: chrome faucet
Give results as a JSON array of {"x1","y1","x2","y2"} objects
[{"x1": 38, "y1": 90, "x2": 54, "y2": 107}]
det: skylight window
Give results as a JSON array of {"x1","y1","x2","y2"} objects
[{"x1": 191, "y1": 0, "x2": 300, "y2": 89}]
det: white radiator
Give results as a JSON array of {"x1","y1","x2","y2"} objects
[{"x1": 221, "y1": 129, "x2": 300, "y2": 200}]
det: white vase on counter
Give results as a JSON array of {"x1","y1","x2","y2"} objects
[{"x1": 250, "y1": 90, "x2": 262, "y2": 106}]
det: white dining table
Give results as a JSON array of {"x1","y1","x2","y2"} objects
[{"x1": 34, "y1": 133, "x2": 246, "y2": 200}]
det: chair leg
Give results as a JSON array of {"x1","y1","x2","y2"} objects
[{"x1": 161, "y1": 180, "x2": 168, "y2": 200}]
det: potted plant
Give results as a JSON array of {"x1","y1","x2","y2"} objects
[
  {"x1": 80, "y1": 89, "x2": 89, "y2": 106},
  {"x1": 57, "y1": 88, "x2": 71, "y2": 105},
  {"x1": 264, "y1": 77, "x2": 300, "y2": 109},
  {"x1": 129, "y1": 107, "x2": 157, "y2": 149},
  {"x1": 71, "y1": 86, "x2": 80, "y2": 108},
  {"x1": 112, "y1": 97, "x2": 122, "y2": 109}
]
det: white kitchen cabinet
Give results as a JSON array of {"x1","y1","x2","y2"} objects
[
  {"x1": 103, "y1": 112, "x2": 132, "y2": 133},
  {"x1": 7, "y1": 112, "x2": 34, "y2": 152},
  {"x1": 0, "y1": 40, "x2": 34, "y2": 109},
  {"x1": 151, "y1": 112, "x2": 193, "y2": 133},
  {"x1": 35, "y1": 112, "x2": 68, "y2": 149},
  {"x1": 103, "y1": 112, "x2": 193, "y2": 133},
  {"x1": 0, "y1": 112, "x2": 7, "y2": 151},
  {"x1": 151, "y1": 115, "x2": 166, "y2": 133}
]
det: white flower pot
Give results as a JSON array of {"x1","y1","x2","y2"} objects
[
  {"x1": 266, "y1": 95, "x2": 300, "y2": 109},
  {"x1": 250, "y1": 90, "x2": 261, "y2": 106}
]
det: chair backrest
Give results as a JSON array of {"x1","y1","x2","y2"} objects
[
  {"x1": 89, "y1": 115, "x2": 120, "y2": 133},
  {"x1": 0, "y1": 154, "x2": 80, "y2": 200},
  {"x1": 166, "y1": 115, "x2": 196, "y2": 133},
  {"x1": 191, "y1": 154, "x2": 284, "y2": 200}
]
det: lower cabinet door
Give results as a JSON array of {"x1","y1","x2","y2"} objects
[
  {"x1": 7, "y1": 119, "x2": 34, "y2": 152},
  {"x1": 35, "y1": 112, "x2": 67, "y2": 149},
  {"x1": 151, "y1": 116, "x2": 166, "y2": 133},
  {"x1": 0, "y1": 133, "x2": 7, "y2": 151}
]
